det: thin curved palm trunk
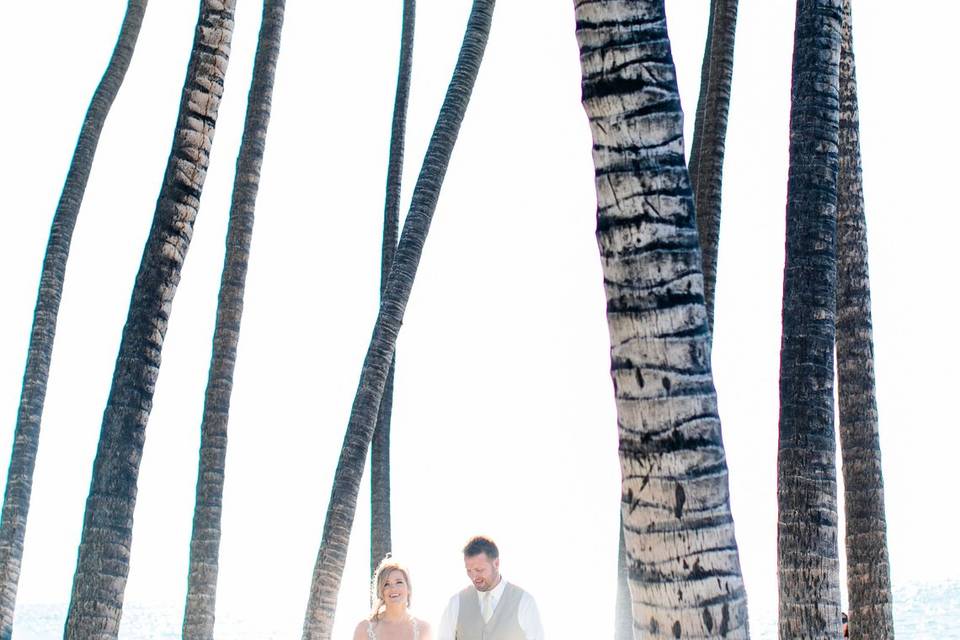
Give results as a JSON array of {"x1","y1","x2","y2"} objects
[
  {"x1": 301, "y1": 2, "x2": 495, "y2": 637},
  {"x1": 687, "y1": 0, "x2": 738, "y2": 332},
  {"x1": 835, "y1": 1, "x2": 894, "y2": 637},
  {"x1": 574, "y1": 2, "x2": 749, "y2": 638},
  {"x1": 0, "y1": 3, "x2": 147, "y2": 637},
  {"x1": 64, "y1": 3, "x2": 236, "y2": 637},
  {"x1": 371, "y1": 0, "x2": 416, "y2": 577},
  {"x1": 776, "y1": 1, "x2": 843, "y2": 638},
  {"x1": 181, "y1": 2, "x2": 284, "y2": 638}
]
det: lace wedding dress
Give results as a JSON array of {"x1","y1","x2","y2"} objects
[{"x1": 366, "y1": 618, "x2": 420, "y2": 639}]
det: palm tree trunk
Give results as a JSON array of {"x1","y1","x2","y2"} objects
[
  {"x1": 370, "y1": 366, "x2": 394, "y2": 576},
  {"x1": 371, "y1": 0, "x2": 416, "y2": 578},
  {"x1": 181, "y1": 2, "x2": 284, "y2": 638},
  {"x1": 687, "y1": 0, "x2": 738, "y2": 332},
  {"x1": 611, "y1": 6, "x2": 742, "y2": 634},
  {"x1": 0, "y1": 3, "x2": 147, "y2": 637},
  {"x1": 64, "y1": 2, "x2": 236, "y2": 638},
  {"x1": 776, "y1": 1, "x2": 843, "y2": 638},
  {"x1": 301, "y1": 2, "x2": 495, "y2": 637},
  {"x1": 574, "y1": 2, "x2": 750, "y2": 637},
  {"x1": 836, "y1": 1, "x2": 894, "y2": 637},
  {"x1": 614, "y1": 517, "x2": 633, "y2": 640}
]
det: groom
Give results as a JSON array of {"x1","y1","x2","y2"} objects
[{"x1": 437, "y1": 536, "x2": 544, "y2": 640}]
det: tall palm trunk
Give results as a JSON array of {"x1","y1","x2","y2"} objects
[
  {"x1": 614, "y1": 521, "x2": 632, "y2": 640},
  {"x1": 181, "y1": 2, "x2": 284, "y2": 638},
  {"x1": 614, "y1": 5, "x2": 740, "y2": 636},
  {"x1": 370, "y1": 0, "x2": 416, "y2": 578},
  {"x1": 64, "y1": 2, "x2": 235, "y2": 637},
  {"x1": 0, "y1": 3, "x2": 147, "y2": 637},
  {"x1": 574, "y1": 2, "x2": 749, "y2": 638},
  {"x1": 776, "y1": 1, "x2": 843, "y2": 638},
  {"x1": 688, "y1": 0, "x2": 738, "y2": 333},
  {"x1": 301, "y1": 2, "x2": 495, "y2": 637},
  {"x1": 835, "y1": 1, "x2": 894, "y2": 637}
]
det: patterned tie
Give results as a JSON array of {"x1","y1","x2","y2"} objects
[{"x1": 481, "y1": 590, "x2": 493, "y2": 624}]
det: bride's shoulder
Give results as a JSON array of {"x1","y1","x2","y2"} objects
[
  {"x1": 413, "y1": 616, "x2": 433, "y2": 639},
  {"x1": 352, "y1": 619, "x2": 373, "y2": 640}
]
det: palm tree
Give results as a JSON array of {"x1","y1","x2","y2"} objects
[
  {"x1": 613, "y1": 5, "x2": 741, "y2": 636},
  {"x1": 835, "y1": 1, "x2": 894, "y2": 636},
  {"x1": 0, "y1": 2, "x2": 148, "y2": 637},
  {"x1": 301, "y1": 2, "x2": 496, "y2": 637},
  {"x1": 614, "y1": 523, "x2": 632, "y2": 640},
  {"x1": 371, "y1": 0, "x2": 416, "y2": 579},
  {"x1": 688, "y1": 0, "x2": 739, "y2": 332},
  {"x1": 63, "y1": 2, "x2": 236, "y2": 637},
  {"x1": 776, "y1": 0, "x2": 844, "y2": 637},
  {"x1": 574, "y1": 1, "x2": 750, "y2": 637},
  {"x1": 181, "y1": 2, "x2": 284, "y2": 638}
]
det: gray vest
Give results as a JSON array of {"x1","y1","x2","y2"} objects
[{"x1": 455, "y1": 582, "x2": 526, "y2": 640}]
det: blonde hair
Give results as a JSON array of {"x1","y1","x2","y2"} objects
[{"x1": 369, "y1": 556, "x2": 412, "y2": 621}]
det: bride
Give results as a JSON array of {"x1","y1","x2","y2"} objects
[{"x1": 353, "y1": 557, "x2": 433, "y2": 640}]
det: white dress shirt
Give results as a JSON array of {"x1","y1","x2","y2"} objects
[{"x1": 437, "y1": 578, "x2": 544, "y2": 640}]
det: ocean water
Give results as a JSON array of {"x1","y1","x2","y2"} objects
[
  {"x1": 13, "y1": 603, "x2": 301, "y2": 639},
  {"x1": 747, "y1": 579, "x2": 960, "y2": 639},
  {"x1": 13, "y1": 579, "x2": 960, "y2": 638}
]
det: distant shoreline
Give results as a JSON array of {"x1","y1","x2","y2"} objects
[{"x1": 13, "y1": 577, "x2": 960, "y2": 639}]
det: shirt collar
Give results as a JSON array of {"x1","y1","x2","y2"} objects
[{"x1": 476, "y1": 575, "x2": 507, "y2": 603}]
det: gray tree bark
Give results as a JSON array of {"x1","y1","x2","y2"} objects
[
  {"x1": 687, "y1": 0, "x2": 738, "y2": 333},
  {"x1": 574, "y1": 1, "x2": 749, "y2": 637},
  {"x1": 835, "y1": 1, "x2": 894, "y2": 637},
  {"x1": 776, "y1": 1, "x2": 844, "y2": 638},
  {"x1": 181, "y1": 2, "x2": 284, "y2": 638},
  {"x1": 64, "y1": 2, "x2": 236, "y2": 637},
  {"x1": 300, "y1": 2, "x2": 495, "y2": 638},
  {"x1": 614, "y1": 5, "x2": 741, "y2": 635},
  {"x1": 0, "y1": 3, "x2": 148, "y2": 638},
  {"x1": 614, "y1": 519, "x2": 633, "y2": 640},
  {"x1": 371, "y1": 0, "x2": 416, "y2": 579}
]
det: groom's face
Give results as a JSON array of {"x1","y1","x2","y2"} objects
[{"x1": 465, "y1": 552, "x2": 500, "y2": 592}]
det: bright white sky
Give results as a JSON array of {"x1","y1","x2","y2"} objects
[{"x1": 1, "y1": 1, "x2": 957, "y2": 638}]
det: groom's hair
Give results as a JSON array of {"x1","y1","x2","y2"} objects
[{"x1": 463, "y1": 535, "x2": 499, "y2": 559}]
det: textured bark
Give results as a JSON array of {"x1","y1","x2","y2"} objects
[
  {"x1": 835, "y1": 1, "x2": 894, "y2": 637},
  {"x1": 614, "y1": 517, "x2": 633, "y2": 640},
  {"x1": 0, "y1": 3, "x2": 148, "y2": 638},
  {"x1": 370, "y1": 365, "x2": 394, "y2": 577},
  {"x1": 687, "y1": 0, "x2": 738, "y2": 332},
  {"x1": 776, "y1": 1, "x2": 843, "y2": 638},
  {"x1": 181, "y1": 2, "x2": 284, "y2": 638},
  {"x1": 63, "y1": 3, "x2": 235, "y2": 638},
  {"x1": 371, "y1": 0, "x2": 416, "y2": 578},
  {"x1": 574, "y1": 2, "x2": 749, "y2": 638},
  {"x1": 300, "y1": 2, "x2": 495, "y2": 638},
  {"x1": 612, "y1": 4, "x2": 741, "y2": 627}
]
